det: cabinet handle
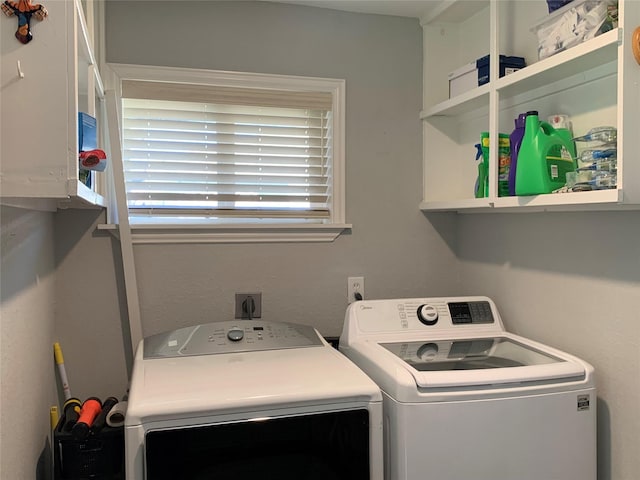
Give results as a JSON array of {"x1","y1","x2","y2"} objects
[{"x1": 633, "y1": 27, "x2": 640, "y2": 66}]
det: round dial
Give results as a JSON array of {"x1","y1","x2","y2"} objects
[
  {"x1": 226, "y1": 327, "x2": 244, "y2": 342},
  {"x1": 417, "y1": 343, "x2": 439, "y2": 361},
  {"x1": 416, "y1": 304, "x2": 439, "y2": 325}
]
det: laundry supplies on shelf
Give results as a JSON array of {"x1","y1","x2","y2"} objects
[
  {"x1": 515, "y1": 112, "x2": 576, "y2": 196},
  {"x1": 567, "y1": 126, "x2": 618, "y2": 191},
  {"x1": 448, "y1": 55, "x2": 525, "y2": 98},
  {"x1": 476, "y1": 132, "x2": 511, "y2": 197},
  {"x1": 532, "y1": 0, "x2": 619, "y2": 60}
]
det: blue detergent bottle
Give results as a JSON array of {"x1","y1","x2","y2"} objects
[{"x1": 474, "y1": 142, "x2": 487, "y2": 198}]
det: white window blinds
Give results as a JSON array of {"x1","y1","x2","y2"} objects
[{"x1": 120, "y1": 80, "x2": 335, "y2": 224}]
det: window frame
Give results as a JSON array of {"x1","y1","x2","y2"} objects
[{"x1": 107, "y1": 63, "x2": 350, "y2": 244}]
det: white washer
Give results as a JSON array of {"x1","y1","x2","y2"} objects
[
  {"x1": 340, "y1": 296, "x2": 596, "y2": 480},
  {"x1": 126, "y1": 320, "x2": 383, "y2": 480}
]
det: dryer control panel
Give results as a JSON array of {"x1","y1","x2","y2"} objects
[{"x1": 144, "y1": 320, "x2": 324, "y2": 358}]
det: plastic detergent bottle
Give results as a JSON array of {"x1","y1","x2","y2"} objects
[
  {"x1": 497, "y1": 133, "x2": 511, "y2": 197},
  {"x1": 515, "y1": 112, "x2": 576, "y2": 196},
  {"x1": 548, "y1": 114, "x2": 577, "y2": 161},
  {"x1": 477, "y1": 132, "x2": 510, "y2": 197},
  {"x1": 477, "y1": 133, "x2": 490, "y2": 198},
  {"x1": 508, "y1": 112, "x2": 534, "y2": 196},
  {"x1": 474, "y1": 141, "x2": 487, "y2": 198}
]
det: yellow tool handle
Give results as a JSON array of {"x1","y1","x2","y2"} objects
[
  {"x1": 53, "y1": 342, "x2": 64, "y2": 364},
  {"x1": 50, "y1": 406, "x2": 59, "y2": 430}
]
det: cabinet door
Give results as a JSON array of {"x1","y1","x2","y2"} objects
[
  {"x1": 0, "y1": 0, "x2": 105, "y2": 209},
  {"x1": 0, "y1": 0, "x2": 71, "y2": 198}
]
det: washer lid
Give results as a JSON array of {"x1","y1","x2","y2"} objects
[{"x1": 380, "y1": 336, "x2": 586, "y2": 388}]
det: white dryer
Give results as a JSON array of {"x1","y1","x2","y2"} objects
[
  {"x1": 340, "y1": 296, "x2": 596, "y2": 480},
  {"x1": 126, "y1": 320, "x2": 383, "y2": 480}
]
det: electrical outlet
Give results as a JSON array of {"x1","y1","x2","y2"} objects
[
  {"x1": 235, "y1": 293, "x2": 262, "y2": 319},
  {"x1": 347, "y1": 276, "x2": 364, "y2": 303}
]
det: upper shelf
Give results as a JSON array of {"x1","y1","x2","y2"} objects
[
  {"x1": 421, "y1": 28, "x2": 621, "y2": 120},
  {"x1": 420, "y1": 189, "x2": 624, "y2": 213},
  {"x1": 421, "y1": 0, "x2": 489, "y2": 25},
  {"x1": 496, "y1": 28, "x2": 620, "y2": 98}
]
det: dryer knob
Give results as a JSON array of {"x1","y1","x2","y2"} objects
[
  {"x1": 227, "y1": 327, "x2": 244, "y2": 342},
  {"x1": 417, "y1": 304, "x2": 439, "y2": 326}
]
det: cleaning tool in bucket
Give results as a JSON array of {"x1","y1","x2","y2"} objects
[{"x1": 515, "y1": 112, "x2": 576, "y2": 196}]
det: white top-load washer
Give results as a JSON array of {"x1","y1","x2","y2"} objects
[
  {"x1": 340, "y1": 296, "x2": 596, "y2": 480},
  {"x1": 126, "y1": 320, "x2": 383, "y2": 480}
]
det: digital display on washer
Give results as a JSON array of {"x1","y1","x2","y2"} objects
[
  {"x1": 448, "y1": 301, "x2": 494, "y2": 324},
  {"x1": 381, "y1": 337, "x2": 565, "y2": 371}
]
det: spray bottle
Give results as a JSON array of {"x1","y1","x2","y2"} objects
[{"x1": 475, "y1": 134, "x2": 490, "y2": 198}]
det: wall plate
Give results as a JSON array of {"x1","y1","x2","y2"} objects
[{"x1": 235, "y1": 293, "x2": 262, "y2": 319}]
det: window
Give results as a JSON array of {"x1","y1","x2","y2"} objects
[{"x1": 109, "y1": 64, "x2": 348, "y2": 242}]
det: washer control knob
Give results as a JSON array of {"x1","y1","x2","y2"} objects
[
  {"x1": 227, "y1": 327, "x2": 244, "y2": 342},
  {"x1": 417, "y1": 304, "x2": 439, "y2": 326},
  {"x1": 417, "y1": 342, "x2": 439, "y2": 361}
]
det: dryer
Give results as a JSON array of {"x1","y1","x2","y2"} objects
[
  {"x1": 340, "y1": 296, "x2": 596, "y2": 480},
  {"x1": 126, "y1": 320, "x2": 383, "y2": 480}
]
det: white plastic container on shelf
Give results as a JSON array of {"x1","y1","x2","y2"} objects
[
  {"x1": 531, "y1": 0, "x2": 618, "y2": 59},
  {"x1": 448, "y1": 61, "x2": 477, "y2": 98}
]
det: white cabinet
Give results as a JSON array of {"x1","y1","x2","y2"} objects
[
  {"x1": 420, "y1": 0, "x2": 640, "y2": 212},
  {"x1": 1, "y1": 0, "x2": 105, "y2": 210}
]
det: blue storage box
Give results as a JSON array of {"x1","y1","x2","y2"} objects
[
  {"x1": 547, "y1": 0, "x2": 574, "y2": 12},
  {"x1": 78, "y1": 112, "x2": 97, "y2": 152},
  {"x1": 476, "y1": 55, "x2": 526, "y2": 86}
]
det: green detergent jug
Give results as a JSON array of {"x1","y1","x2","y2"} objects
[{"x1": 515, "y1": 113, "x2": 576, "y2": 196}]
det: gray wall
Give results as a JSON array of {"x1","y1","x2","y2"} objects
[
  {"x1": 457, "y1": 212, "x2": 640, "y2": 480},
  {"x1": 15, "y1": 0, "x2": 459, "y2": 407},
  {"x1": 4, "y1": 1, "x2": 636, "y2": 478},
  {"x1": 104, "y1": 0, "x2": 459, "y2": 341},
  {"x1": 54, "y1": 209, "x2": 130, "y2": 402},
  {"x1": 1, "y1": 207, "x2": 57, "y2": 479}
]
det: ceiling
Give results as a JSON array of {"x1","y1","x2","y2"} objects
[{"x1": 260, "y1": 1, "x2": 438, "y2": 19}]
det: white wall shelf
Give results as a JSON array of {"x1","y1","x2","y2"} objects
[{"x1": 420, "y1": 0, "x2": 640, "y2": 213}]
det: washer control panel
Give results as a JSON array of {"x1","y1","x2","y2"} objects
[
  {"x1": 344, "y1": 296, "x2": 502, "y2": 340},
  {"x1": 144, "y1": 320, "x2": 324, "y2": 358}
]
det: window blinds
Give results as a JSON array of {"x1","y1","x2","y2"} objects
[{"x1": 120, "y1": 80, "x2": 334, "y2": 223}]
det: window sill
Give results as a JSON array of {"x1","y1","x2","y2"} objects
[{"x1": 97, "y1": 223, "x2": 352, "y2": 244}]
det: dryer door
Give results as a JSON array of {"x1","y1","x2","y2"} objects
[{"x1": 143, "y1": 409, "x2": 371, "y2": 480}]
